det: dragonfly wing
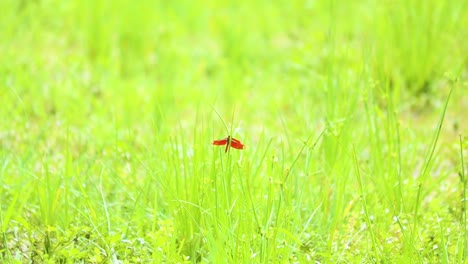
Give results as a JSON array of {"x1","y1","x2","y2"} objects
[
  {"x1": 212, "y1": 138, "x2": 228, "y2": 145},
  {"x1": 230, "y1": 140, "x2": 245, "y2": 149}
]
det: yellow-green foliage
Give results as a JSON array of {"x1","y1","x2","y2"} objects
[{"x1": 0, "y1": 0, "x2": 467, "y2": 263}]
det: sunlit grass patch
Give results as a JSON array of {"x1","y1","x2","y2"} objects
[{"x1": 1, "y1": 0, "x2": 467, "y2": 263}]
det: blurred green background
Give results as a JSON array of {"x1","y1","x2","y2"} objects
[
  {"x1": 1, "y1": 0, "x2": 468, "y2": 262},
  {"x1": 2, "y1": 0, "x2": 467, "y2": 145}
]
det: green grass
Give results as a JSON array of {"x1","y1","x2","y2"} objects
[{"x1": 1, "y1": 0, "x2": 468, "y2": 263}]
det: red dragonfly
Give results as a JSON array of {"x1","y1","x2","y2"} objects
[{"x1": 212, "y1": 136, "x2": 245, "y2": 153}]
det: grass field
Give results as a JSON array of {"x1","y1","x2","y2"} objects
[{"x1": 1, "y1": 0, "x2": 468, "y2": 263}]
